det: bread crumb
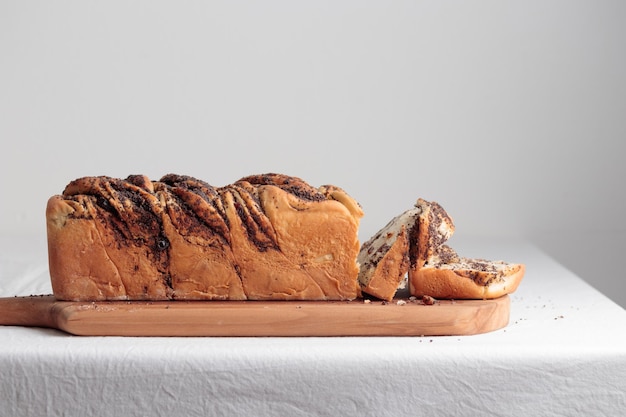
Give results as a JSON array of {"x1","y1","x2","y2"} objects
[
  {"x1": 396, "y1": 300, "x2": 407, "y2": 306},
  {"x1": 421, "y1": 295, "x2": 436, "y2": 305},
  {"x1": 364, "y1": 299, "x2": 371, "y2": 304}
]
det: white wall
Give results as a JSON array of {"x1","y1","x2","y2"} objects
[{"x1": 2, "y1": 1, "x2": 625, "y2": 307}]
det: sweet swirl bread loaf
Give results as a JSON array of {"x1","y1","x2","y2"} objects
[
  {"x1": 46, "y1": 173, "x2": 524, "y2": 302},
  {"x1": 46, "y1": 173, "x2": 363, "y2": 301}
]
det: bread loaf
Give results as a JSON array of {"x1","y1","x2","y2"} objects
[{"x1": 46, "y1": 173, "x2": 363, "y2": 301}]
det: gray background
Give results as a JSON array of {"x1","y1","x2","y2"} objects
[{"x1": 2, "y1": 1, "x2": 625, "y2": 307}]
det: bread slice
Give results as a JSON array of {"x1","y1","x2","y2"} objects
[
  {"x1": 409, "y1": 243, "x2": 525, "y2": 299},
  {"x1": 47, "y1": 173, "x2": 363, "y2": 301},
  {"x1": 411, "y1": 198, "x2": 455, "y2": 269},
  {"x1": 357, "y1": 208, "x2": 419, "y2": 301}
]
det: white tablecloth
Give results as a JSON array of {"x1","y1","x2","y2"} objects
[{"x1": 1, "y1": 235, "x2": 625, "y2": 417}]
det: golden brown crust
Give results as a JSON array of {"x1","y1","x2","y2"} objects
[
  {"x1": 47, "y1": 173, "x2": 363, "y2": 301},
  {"x1": 409, "y1": 263, "x2": 525, "y2": 299},
  {"x1": 318, "y1": 184, "x2": 365, "y2": 219}
]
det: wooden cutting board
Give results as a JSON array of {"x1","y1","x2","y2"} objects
[{"x1": 0, "y1": 295, "x2": 510, "y2": 337}]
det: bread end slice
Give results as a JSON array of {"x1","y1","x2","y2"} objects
[{"x1": 410, "y1": 256, "x2": 525, "y2": 299}]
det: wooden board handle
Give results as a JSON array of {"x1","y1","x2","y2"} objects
[{"x1": 0, "y1": 296, "x2": 58, "y2": 329}]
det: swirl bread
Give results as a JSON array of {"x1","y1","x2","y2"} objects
[{"x1": 46, "y1": 173, "x2": 363, "y2": 301}]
